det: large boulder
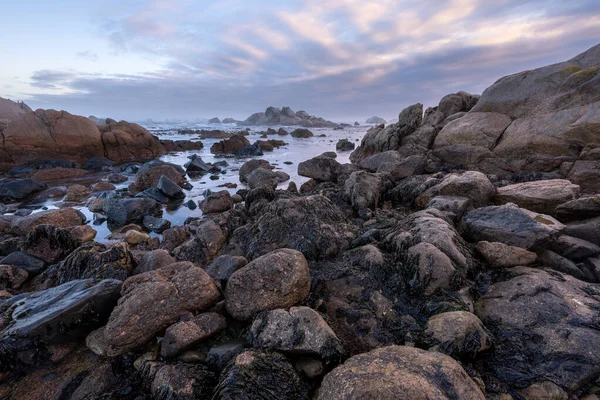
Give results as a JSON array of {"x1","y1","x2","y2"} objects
[
  {"x1": 246, "y1": 167, "x2": 278, "y2": 189},
  {"x1": 475, "y1": 267, "x2": 600, "y2": 392},
  {"x1": 130, "y1": 163, "x2": 185, "y2": 193},
  {"x1": 10, "y1": 207, "x2": 86, "y2": 235},
  {"x1": 100, "y1": 120, "x2": 167, "y2": 162},
  {"x1": 210, "y1": 134, "x2": 250, "y2": 154},
  {"x1": 199, "y1": 190, "x2": 234, "y2": 213},
  {"x1": 461, "y1": 203, "x2": 565, "y2": 249},
  {"x1": 343, "y1": 171, "x2": 386, "y2": 218},
  {"x1": 317, "y1": 346, "x2": 485, "y2": 400},
  {"x1": 100, "y1": 261, "x2": 220, "y2": 356},
  {"x1": 103, "y1": 198, "x2": 162, "y2": 227},
  {"x1": 358, "y1": 150, "x2": 402, "y2": 172},
  {"x1": 228, "y1": 195, "x2": 352, "y2": 260},
  {"x1": 0, "y1": 178, "x2": 47, "y2": 202},
  {"x1": 424, "y1": 311, "x2": 492, "y2": 358},
  {"x1": 239, "y1": 159, "x2": 271, "y2": 183},
  {"x1": 160, "y1": 312, "x2": 227, "y2": 357},
  {"x1": 225, "y1": 249, "x2": 310, "y2": 320},
  {"x1": 415, "y1": 171, "x2": 495, "y2": 208},
  {"x1": 494, "y1": 179, "x2": 580, "y2": 214},
  {"x1": 298, "y1": 155, "x2": 341, "y2": 182}
]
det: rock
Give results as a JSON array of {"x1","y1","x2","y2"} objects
[
  {"x1": 64, "y1": 184, "x2": 90, "y2": 202},
  {"x1": 278, "y1": 128, "x2": 289, "y2": 135},
  {"x1": 22, "y1": 224, "x2": 81, "y2": 264},
  {"x1": 160, "y1": 312, "x2": 226, "y2": 357},
  {"x1": 295, "y1": 358, "x2": 324, "y2": 379},
  {"x1": 344, "y1": 171, "x2": 385, "y2": 218},
  {"x1": 249, "y1": 306, "x2": 344, "y2": 362},
  {"x1": 416, "y1": 171, "x2": 495, "y2": 208},
  {"x1": 11, "y1": 207, "x2": 86, "y2": 235},
  {"x1": 0, "y1": 279, "x2": 122, "y2": 348},
  {"x1": 205, "y1": 338, "x2": 246, "y2": 371},
  {"x1": 106, "y1": 173, "x2": 128, "y2": 183},
  {"x1": 365, "y1": 116, "x2": 387, "y2": 124},
  {"x1": 317, "y1": 346, "x2": 485, "y2": 400},
  {"x1": 0, "y1": 265, "x2": 28, "y2": 290},
  {"x1": 461, "y1": 203, "x2": 565, "y2": 249},
  {"x1": 377, "y1": 154, "x2": 427, "y2": 181},
  {"x1": 476, "y1": 241, "x2": 537, "y2": 268},
  {"x1": 0, "y1": 178, "x2": 46, "y2": 202},
  {"x1": 407, "y1": 242, "x2": 458, "y2": 295},
  {"x1": 244, "y1": 186, "x2": 276, "y2": 211},
  {"x1": 146, "y1": 362, "x2": 217, "y2": 399},
  {"x1": 568, "y1": 160, "x2": 600, "y2": 192},
  {"x1": 225, "y1": 249, "x2": 310, "y2": 320},
  {"x1": 161, "y1": 226, "x2": 192, "y2": 252},
  {"x1": 210, "y1": 134, "x2": 251, "y2": 154},
  {"x1": 215, "y1": 351, "x2": 309, "y2": 399},
  {"x1": 0, "y1": 97, "x2": 31, "y2": 122},
  {"x1": 0, "y1": 252, "x2": 45, "y2": 275},
  {"x1": 133, "y1": 249, "x2": 174, "y2": 275},
  {"x1": 35, "y1": 242, "x2": 133, "y2": 289},
  {"x1": 298, "y1": 155, "x2": 341, "y2": 182},
  {"x1": 426, "y1": 196, "x2": 470, "y2": 222},
  {"x1": 155, "y1": 175, "x2": 184, "y2": 199},
  {"x1": 83, "y1": 156, "x2": 114, "y2": 171},
  {"x1": 274, "y1": 171, "x2": 290, "y2": 183},
  {"x1": 199, "y1": 191, "x2": 234, "y2": 214},
  {"x1": 494, "y1": 179, "x2": 580, "y2": 214},
  {"x1": 209, "y1": 117, "x2": 221, "y2": 124},
  {"x1": 103, "y1": 198, "x2": 162, "y2": 227},
  {"x1": 350, "y1": 103, "x2": 423, "y2": 163},
  {"x1": 102, "y1": 262, "x2": 220, "y2": 356},
  {"x1": 537, "y1": 250, "x2": 590, "y2": 281},
  {"x1": 291, "y1": 128, "x2": 314, "y2": 138},
  {"x1": 69, "y1": 225, "x2": 96, "y2": 243},
  {"x1": 228, "y1": 195, "x2": 351, "y2": 260},
  {"x1": 555, "y1": 195, "x2": 600, "y2": 221},
  {"x1": 130, "y1": 163, "x2": 185, "y2": 193},
  {"x1": 204, "y1": 255, "x2": 247, "y2": 281},
  {"x1": 185, "y1": 154, "x2": 220, "y2": 174},
  {"x1": 236, "y1": 144, "x2": 264, "y2": 157},
  {"x1": 424, "y1": 311, "x2": 491, "y2": 358},
  {"x1": 336, "y1": 139, "x2": 355, "y2": 151},
  {"x1": 142, "y1": 215, "x2": 171, "y2": 233},
  {"x1": 124, "y1": 230, "x2": 150, "y2": 245},
  {"x1": 31, "y1": 186, "x2": 67, "y2": 202},
  {"x1": 28, "y1": 167, "x2": 88, "y2": 181},
  {"x1": 239, "y1": 159, "x2": 271, "y2": 183},
  {"x1": 138, "y1": 187, "x2": 170, "y2": 204},
  {"x1": 359, "y1": 150, "x2": 402, "y2": 172},
  {"x1": 90, "y1": 181, "x2": 116, "y2": 192},
  {"x1": 552, "y1": 234, "x2": 600, "y2": 261},
  {"x1": 518, "y1": 382, "x2": 569, "y2": 400},
  {"x1": 565, "y1": 217, "x2": 600, "y2": 246},
  {"x1": 475, "y1": 267, "x2": 600, "y2": 391},
  {"x1": 244, "y1": 168, "x2": 278, "y2": 190}
]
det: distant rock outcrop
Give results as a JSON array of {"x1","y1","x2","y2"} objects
[
  {"x1": 208, "y1": 117, "x2": 221, "y2": 124},
  {"x1": 365, "y1": 116, "x2": 387, "y2": 124},
  {"x1": 240, "y1": 106, "x2": 336, "y2": 127}
]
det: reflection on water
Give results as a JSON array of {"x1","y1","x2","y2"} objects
[{"x1": 3, "y1": 123, "x2": 369, "y2": 243}]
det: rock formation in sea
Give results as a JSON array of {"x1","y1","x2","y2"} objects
[
  {"x1": 239, "y1": 106, "x2": 337, "y2": 127},
  {"x1": 365, "y1": 116, "x2": 387, "y2": 124},
  {"x1": 0, "y1": 43, "x2": 599, "y2": 400}
]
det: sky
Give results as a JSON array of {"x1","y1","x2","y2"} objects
[{"x1": 1, "y1": 0, "x2": 599, "y2": 122}]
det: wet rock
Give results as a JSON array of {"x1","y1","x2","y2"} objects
[
  {"x1": 336, "y1": 138, "x2": 355, "y2": 151},
  {"x1": 28, "y1": 167, "x2": 88, "y2": 181},
  {"x1": 358, "y1": 150, "x2": 402, "y2": 172},
  {"x1": 35, "y1": 242, "x2": 133, "y2": 289},
  {"x1": 143, "y1": 215, "x2": 171, "y2": 233},
  {"x1": 130, "y1": 163, "x2": 185, "y2": 193},
  {"x1": 124, "y1": 230, "x2": 150, "y2": 245},
  {"x1": 239, "y1": 159, "x2": 271, "y2": 183},
  {"x1": 225, "y1": 249, "x2": 310, "y2": 320},
  {"x1": 31, "y1": 186, "x2": 67, "y2": 202},
  {"x1": 90, "y1": 181, "x2": 116, "y2": 192},
  {"x1": 101, "y1": 261, "x2": 219, "y2": 356},
  {"x1": 64, "y1": 184, "x2": 90, "y2": 202},
  {"x1": 291, "y1": 128, "x2": 314, "y2": 138},
  {"x1": 415, "y1": 171, "x2": 495, "y2": 208},
  {"x1": 160, "y1": 312, "x2": 227, "y2": 357},
  {"x1": 205, "y1": 255, "x2": 248, "y2": 281},
  {"x1": 214, "y1": 351, "x2": 309, "y2": 400},
  {"x1": 10, "y1": 207, "x2": 86, "y2": 235},
  {"x1": 475, "y1": 267, "x2": 600, "y2": 391},
  {"x1": 461, "y1": 203, "x2": 565, "y2": 249},
  {"x1": 377, "y1": 154, "x2": 427, "y2": 181},
  {"x1": 133, "y1": 249, "x2": 174, "y2": 275},
  {"x1": 344, "y1": 171, "x2": 386, "y2": 218},
  {"x1": 22, "y1": 224, "x2": 81, "y2": 264},
  {"x1": 173, "y1": 220, "x2": 225, "y2": 264},
  {"x1": 476, "y1": 241, "x2": 537, "y2": 268},
  {"x1": 210, "y1": 134, "x2": 251, "y2": 154},
  {"x1": 156, "y1": 174, "x2": 184, "y2": 199},
  {"x1": 274, "y1": 171, "x2": 290, "y2": 183},
  {"x1": 249, "y1": 306, "x2": 344, "y2": 363},
  {"x1": 185, "y1": 154, "x2": 220, "y2": 174},
  {"x1": 246, "y1": 168, "x2": 278, "y2": 189},
  {"x1": 424, "y1": 311, "x2": 491, "y2": 358},
  {"x1": 0, "y1": 265, "x2": 28, "y2": 290},
  {"x1": 69, "y1": 225, "x2": 96, "y2": 243},
  {"x1": 161, "y1": 226, "x2": 192, "y2": 252},
  {"x1": 206, "y1": 338, "x2": 246, "y2": 371},
  {"x1": 298, "y1": 155, "x2": 341, "y2": 182},
  {"x1": 565, "y1": 217, "x2": 600, "y2": 246},
  {"x1": 517, "y1": 382, "x2": 569, "y2": 400},
  {"x1": 494, "y1": 179, "x2": 580, "y2": 214},
  {"x1": 83, "y1": 156, "x2": 113, "y2": 171},
  {"x1": 103, "y1": 198, "x2": 162, "y2": 227},
  {"x1": 317, "y1": 345, "x2": 485, "y2": 400},
  {"x1": 0, "y1": 279, "x2": 122, "y2": 348},
  {"x1": 236, "y1": 144, "x2": 264, "y2": 157},
  {"x1": 426, "y1": 195, "x2": 470, "y2": 222},
  {"x1": 555, "y1": 195, "x2": 600, "y2": 221},
  {"x1": 0, "y1": 178, "x2": 47, "y2": 202},
  {"x1": 228, "y1": 195, "x2": 351, "y2": 260},
  {"x1": 0, "y1": 252, "x2": 45, "y2": 275},
  {"x1": 106, "y1": 173, "x2": 128, "y2": 183},
  {"x1": 244, "y1": 186, "x2": 276, "y2": 211}
]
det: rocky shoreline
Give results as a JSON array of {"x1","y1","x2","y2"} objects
[{"x1": 0, "y1": 44, "x2": 599, "y2": 399}]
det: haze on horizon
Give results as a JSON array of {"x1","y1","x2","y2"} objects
[{"x1": 1, "y1": 0, "x2": 599, "y2": 123}]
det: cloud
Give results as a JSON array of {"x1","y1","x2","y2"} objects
[
  {"x1": 76, "y1": 51, "x2": 99, "y2": 62},
  {"x1": 19, "y1": 0, "x2": 600, "y2": 121}
]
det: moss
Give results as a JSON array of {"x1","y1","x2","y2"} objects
[
  {"x1": 562, "y1": 65, "x2": 582, "y2": 75},
  {"x1": 573, "y1": 66, "x2": 599, "y2": 78}
]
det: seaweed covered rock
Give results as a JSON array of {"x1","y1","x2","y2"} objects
[
  {"x1": 145, "y1": 362, "x2": 217, "y2": 399},
  {"x1": 317, "y1": 346, "x2": 485, "y2": 399},
  {"x1": 35, "y1": 242, "x2": 134, "y2": 289},
  {"x1": 173, "y1": 219, "x2": 226, "y2": 264},
  {"x1": 214, "y1": 351, "x2": 309, "y2": 400},
  {"x1": 0, "y1": 279, "x2": 122, "y2": 354},
  {"x1": 22, "y1": 224, "x2": 81, "y2": 265},
  {"x1": 343, "y1": 171, "x2": 387, "y2": 218},
  {"x1": 249, "y1": 307, "x2": 344, "y2": 363},
  {"x1": 475, "y1": 267, "x2": 600, "y2": 392},
  {"x1": 246, "y1": 168, "x2": 278, "y2": 190},
  {"x1": 423, "y1": 311, "x2": 491, "y2": 358},
  {"x1": 225, "y1": 249, "x2": 310, "y2": 320},
  {"x1": 461, "y1": 203, "x2": 565, "y2": 249},
  {"x1": 103, "y1": 197, "x2": 162, "y2": 227},
  {"x1": 475, "y1": 241, "x2": 537, "y2": 268},
  {"x1": 101, "y1": 261, "x2": 220, "y2": 356},
  {"x1": 228, "y1": 195, "x2": 352, "y2": 260}
]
